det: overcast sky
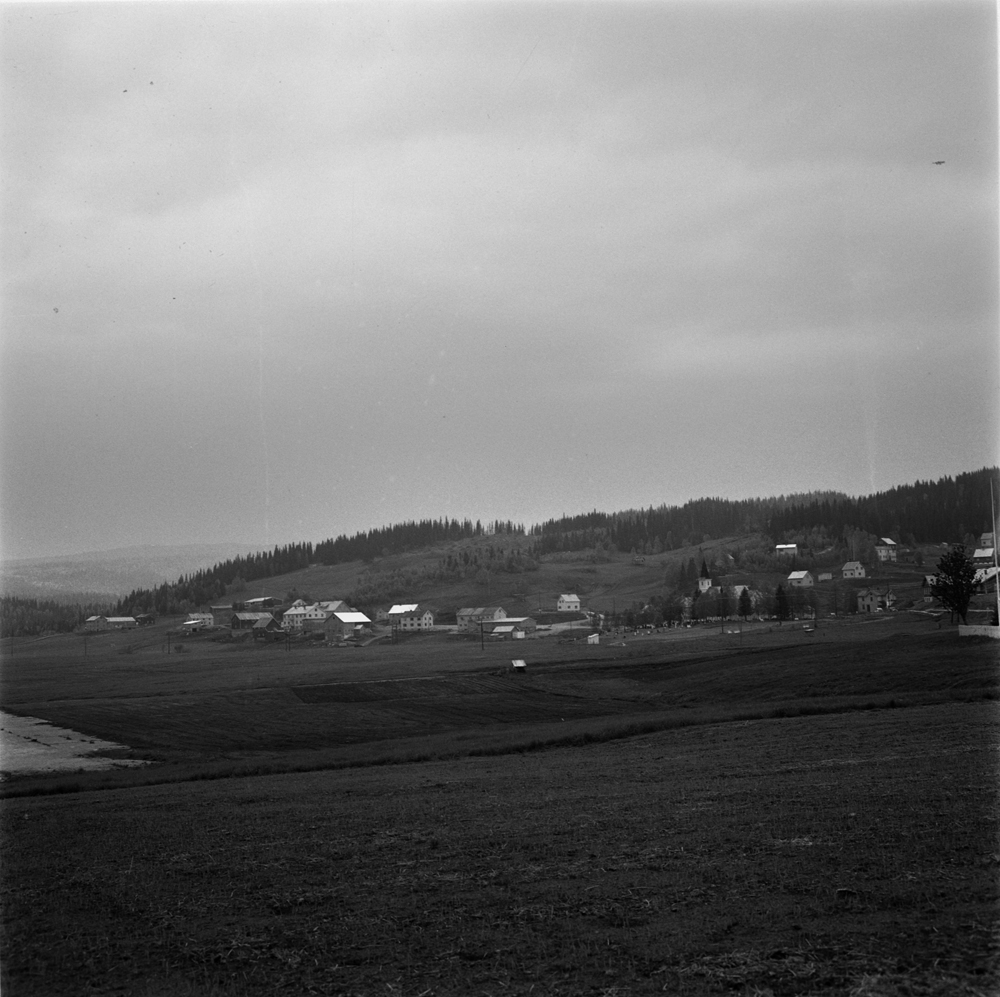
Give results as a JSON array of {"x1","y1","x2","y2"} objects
[{"x1": 1, "y1": 1, "x2": 997, "y2": 560}]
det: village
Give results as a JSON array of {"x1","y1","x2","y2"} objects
[{"x1": 79, "y1": 533, "x2": 998, "y2": 643}]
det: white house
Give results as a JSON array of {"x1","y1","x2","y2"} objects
[
  {"x1": 857, "y1": 587, "x2": 896, "y2": 613},
  {"x1": 281, "y1": 602, "x2": 310, "y2": 631},
  {"x1": 182, "y1": 612, "x2": 213, "y2": 631},
  {"x1": 787, "y1": 571, "x2": 814, "y2": 588},
  {"x1": 557, "y1": 594, "x2": 581, "y2": 612},
  {"x1": 696, "y1": 577, "x2": 713, "y2": 594},
  {"x1": 775, "y1": 544, "x2": 799, "y2": 558},
  {"x1": 394, "y1": 607, "x2": 435, "y2": 630},
  {"x1": 875, "y1": 538, "x2": 898, "y2": 563},
  {"x1": 842, "y1": 561, "x2": 866, "y2": 579}
]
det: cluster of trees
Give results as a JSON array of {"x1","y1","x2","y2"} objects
[
  {"x1": 1, "y1": 596, "x2": 113, "y2": 638},
  {"x1": 530, "y1": 468, "x2": 997, "y2": 557},
  {"x1": 314, "y1": 518, "x2": 524, "y2": 565},
  {"x1": 768, "y1": 468, "x2": 998, "y2": 544}
]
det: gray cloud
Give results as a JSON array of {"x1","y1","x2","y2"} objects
[{"x1": 1, "y1": 1, "x2": 996, "y2": 559}]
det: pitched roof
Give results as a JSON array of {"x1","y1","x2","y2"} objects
[
  {"x1": 333, "y1": 611, "x2": 371, "y2": 624},
  {"x1": 559, "y1": 594, "x2": 580, "y2": 601},
  {"x1": 787, "y1": 571, "x2": 811, "y2": 580},
  {"x1": 842, "y1": 561, "x2": 863, "y2": 570},
  {"x1": 388, "y1": 604, "x2": 419, "y2": 615}
]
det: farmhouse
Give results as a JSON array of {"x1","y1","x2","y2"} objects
[
  {"x1": 82, "y1": 616, "x2": 109, "y2": 632},
  {"x1": 557, "y1": 594, "x2": 581, "y2": 612},
  {"x1": 787, "y1": 571, "x2": 814, "y2": 588},
  {"x1": 231, "y1": 612, "x2": 277, "y2": 630},
  {"x1": 324, "y1": 611, "x2": 372, "y2": 640},
  {"x1": 392, "y1": 606, "x2": 435, "y2": 631},
  {"x1": 875, "y1": 538, "x2": 898, "y2": 563},
  {"x1": 842, "y1": 561, "x2": 866, "y2": 579},
  {"x1": 281, "y1": 602, "x2": 310, "y2": 631},
  {"x1": 252, "y1": 616, "x2": 283, "y2": 639},
  {"x1": 181, "y1": 612, "x2": 213, "y2": 631},
  {"x1": 457, "y1": 606, "x2": 507, "y2": 631},
  {"x1": 106, "y1": 616, "x2": 138, "y2": 629},
  {"x1": 775, "y1": 544, "x2": 798, "y2": 557},
  {"x1": 972, "y1": 547, "x2": 995, "y2": 567},
  {"x1": 857, "y1": 587, "x2": 896, "y2": 613}
]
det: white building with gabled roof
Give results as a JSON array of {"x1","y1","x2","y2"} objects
[
  {"x1": 393, "y1": 606, "x2": 434, "y2": 630},
  {"x1": 557, "y1": 594, "x2": 581, "y2": 612},
  {"x1": 875, "y1": 538, "x2": 898, "y2": 562}
]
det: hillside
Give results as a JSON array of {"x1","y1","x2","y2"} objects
[{"x1": 184, "y1": 533, "x2": 949, "y2": 624}]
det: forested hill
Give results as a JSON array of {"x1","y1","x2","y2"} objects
[
  {"x1": 104, "y1": 467, "x2": 996, "y2": 618},
  {"x1": 532, "y1": 467, "x2": 999, "y2": 555}
]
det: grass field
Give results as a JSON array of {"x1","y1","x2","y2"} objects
[{"x1": 1, "y1": 617, "x2": 998, "y2": 995}]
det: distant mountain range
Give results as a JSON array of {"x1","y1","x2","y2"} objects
[{"x1": 0, "y1": 543, "x2": 269, "y2": 600}]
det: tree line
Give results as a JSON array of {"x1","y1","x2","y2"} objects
[{"x1": 1, "y1": 596, "x2": 114, "y2": 639}]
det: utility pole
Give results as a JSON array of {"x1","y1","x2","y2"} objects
[
  {"x1": 991, "y1": 480, "x2": 999, "y2": 626},
  {"x1": 480, "y1": 619, "x2": 485, "y2": 652}
]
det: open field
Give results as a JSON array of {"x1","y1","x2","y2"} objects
[
  {"x1": 1, "y1": 615, "x2": 995, "y2": 788},
  {"x1": 1, "y1": 617, "x2": 997, "y2": 995},
  {"x1": 2, "y1": 700, "x2": 997, "y2": 996}
]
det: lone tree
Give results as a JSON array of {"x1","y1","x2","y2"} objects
[
  {"x1": 775, "y1": 584, "x2": 790, "y2": 621},
  {"x1": 738, "y1": 587, "x2": 753, "y2": 619},
  {"x1": 930, "y1": 545, "x2": 978, "y2": 624}
]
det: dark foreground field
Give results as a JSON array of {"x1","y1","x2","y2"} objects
[{"x1": 1, "y1": 623, "x2": 998, "y2": 995}]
